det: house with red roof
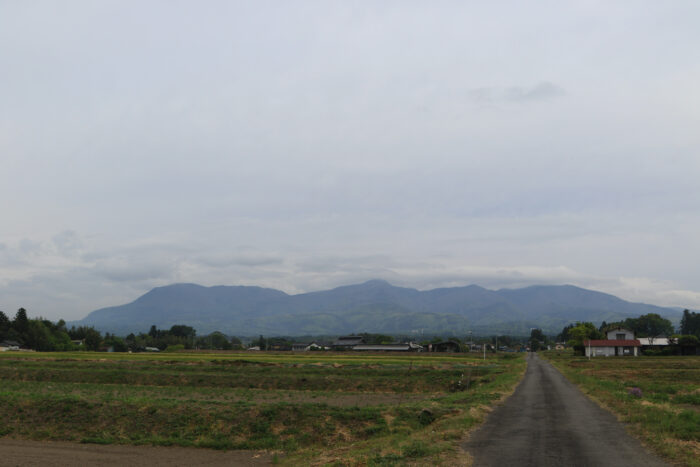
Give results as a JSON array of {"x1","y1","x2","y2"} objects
[{"x1": 584, "y1": 327, "x2": 641, "y2": 357}]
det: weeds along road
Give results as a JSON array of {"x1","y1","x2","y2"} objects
[{"x1": 463, "y1": 353, "x2": 669, "y2": 467}]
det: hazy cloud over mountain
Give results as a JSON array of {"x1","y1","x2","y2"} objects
[{"x1": 1, "y1": 1, "x2": 699, "y2": 320}]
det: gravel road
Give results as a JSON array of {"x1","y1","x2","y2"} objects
[{"x1": 463, "y1": 353, "x2": 669, "y2": 467}]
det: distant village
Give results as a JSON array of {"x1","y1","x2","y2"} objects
[{"x1": 2, "y1": 308, "x2": 700, "y2": 356}]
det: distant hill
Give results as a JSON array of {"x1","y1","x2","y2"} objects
[{"x1": 70, "y1": 280, "x2": 682, "y2": 336}]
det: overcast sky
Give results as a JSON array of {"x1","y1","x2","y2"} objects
[{"x1": 2, "y1": 1, "x2": 699, "y2": 321}]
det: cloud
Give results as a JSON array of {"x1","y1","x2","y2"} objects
[
  {"x1": 1, "y1": 3, "x2": 699, "y2": 322},
  {"x1": 470, "y1": 81, "x2": 566, "y2": 104},
  {"x1": 195, "y1": 253, "x2": 285, "y2": 269},
  {"x1": 505, "y1": 82, "x2": 566, "y2": 101},
  {"x1": 52, "y1": 230, "x2": 83, "y2": 256},
  {"x1": 3, "y1": 229, "x2": 700, "y2": 321}
]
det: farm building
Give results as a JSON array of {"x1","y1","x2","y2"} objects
[
  {"x1": 292, "y1": 342, "x2": 328, "y2": 351},
  {"x1": 637, "y1": 337, "x2": 673, "y2": 353},
  {"x1": 352, "y1": 342, "x2": 423, "y2": 352},
  {"x1": 584, "y1": 327, "x2": 641, "y2": 357},
  {"x1": 331, "y1": 336, "x2": 366, "y2": 350},
  {"x1": 0, "y1": 340, "x2": 21, "y2": 351}
]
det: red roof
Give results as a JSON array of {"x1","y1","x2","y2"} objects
[{"x1": 584, "y1": 339, "x2": 641, "y2": 347}]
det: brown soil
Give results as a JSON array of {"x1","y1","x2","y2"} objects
[{"x1": 0, "y1": 439, "x2": 274, "y2": 466}]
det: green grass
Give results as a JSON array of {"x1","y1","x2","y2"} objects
[
  {"x1": 0, "y1": 351, "x2": 526, "y2": 465},
  {"x1": 542, "y1": 351, "x2": 700, "y2": 467}
]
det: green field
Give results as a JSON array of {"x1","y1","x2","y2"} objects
[
  {"x1": 542, "y1": 352, "x2": 700, "y2": 467},
  {"x1": 0, "y1": 351, "x2": 526, "y2": 466}
]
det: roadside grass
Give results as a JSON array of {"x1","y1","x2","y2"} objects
[
  {"x1": 542, "y1": 351, "x2": 700, "y2": 467},
  {"x1": 0, "y1": 351, "x2": 526, "y2": 465}
]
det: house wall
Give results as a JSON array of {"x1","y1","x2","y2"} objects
[
  {"x1": 586, "y1": 345, "x2": 638, "y2": 357},
  {"x1": 606, "y1": 328, "x2": 634, "y2": 340},
  {"x1": 586, "y1": 346, "x2": 615, "y2": 357}
]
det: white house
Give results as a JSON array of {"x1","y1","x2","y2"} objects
[{"x1": 584, "y1": 327, "x2": 641, "y2": 357}]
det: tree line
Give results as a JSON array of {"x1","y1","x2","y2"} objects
[
  {"x1": 5, "y1": 306, "x2": 698, "y2": 354},
  {"x1": 0, "y1": 308, "x2": 242, "y2": 352},
  {"x1": 1, "y1": 308, "x2": 76, "y2": 351}
]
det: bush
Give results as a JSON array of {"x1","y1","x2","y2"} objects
[{"x1": 402, "y1": 440, "x2": 431, "y2": 458}]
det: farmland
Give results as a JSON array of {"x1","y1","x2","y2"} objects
[
  {"x1": 542, "y1": 352, "x2": 700, "y2": 467},
  {"x1": 0, "y1": 351, "x2": 526, "y2": 466}
]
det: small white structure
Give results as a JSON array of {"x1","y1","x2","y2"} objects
[
  {"x1": 291, "y1": 342, "x2": 328, "y2": 352},
  {"x1": 584, "y1": 328, "x2": 641, "y2": 357}
]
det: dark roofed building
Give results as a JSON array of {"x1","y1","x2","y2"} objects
[
  {"x1": 331, "y1": 336, "x2": 365, "y2": 350},
  {"x1": 0, "y1": 340, "x2": 21, "y2": 351}
]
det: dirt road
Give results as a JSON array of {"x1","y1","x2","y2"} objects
[
  {"x1": 463, "y1": 353, "x2": 669, "y2": 467},
  {"x1": 0, "y1": 439, "x2": 274, "y2": 466}
]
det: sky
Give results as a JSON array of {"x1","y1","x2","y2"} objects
[{"x1": 1, "y1": 1, "x2": 699, "y2": 321}]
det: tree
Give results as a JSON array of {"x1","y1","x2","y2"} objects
[
  {"x1": 557, "y1": 324, "x2": 575, "y2": 342},
  {"x1": 671, "y1": 334, "x2": 700, "y2": 356},
  {"x1": 361, "y1": 333, "x2": 395, "y2": 345},
  {"x1": 103, "y1": 335, "x2": 128, "y2": 352},
  {"x1": 24, "y1": 320, "x2": 53, "y2": 351},
  {"x1": 230, "y1": 335, "x2": 243, "y2": 350},
  {"x1": 599, "y1": 321, "x2": 624, "y2": 334},
  {"x1": 84, "y1": 327, "x2": 102, "y2": 351},
  {"x1": 13, "y1": 308, "x2": 29, "y2": 337},
  {"x1": 0, "y1": 311, "x2": 10, "y2": 340},
  {"x1": 208, "y1": 332, "x2": 232, "y2": 350},
  {"x1": 680, "y1": 309, "x2": 700, "y2": 337},
  {"x1": 169, "y1": 325, "x2": 196, "y2": 339},
  {"x1": 566, "y1": 322, "x2": 603, "y2": 355},
  {"x1": 624, "y1": 313, "x2": 674, "y2": 338},
  {"x1": 530, "y1": 328, "x2": 545, "y2": 352}
]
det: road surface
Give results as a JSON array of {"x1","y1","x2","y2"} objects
[{"x1": 463, "y1": 353, "x2": 669, "y2": 467}]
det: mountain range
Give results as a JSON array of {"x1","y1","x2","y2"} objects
[{"x1": 70, "y1": 280, "x2": 682, "y2": 337}]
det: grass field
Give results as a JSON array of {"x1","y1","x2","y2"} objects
[
  {"x1": 542, "y1": 351, "x2": 700, "y2": 467},
  {"x1": 0, "y1": 351, "x2": 526, "y2": 466}
]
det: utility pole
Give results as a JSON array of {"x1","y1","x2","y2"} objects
[{"x1": 588, "y1": 338, "x2": 591, "y2": 361}]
